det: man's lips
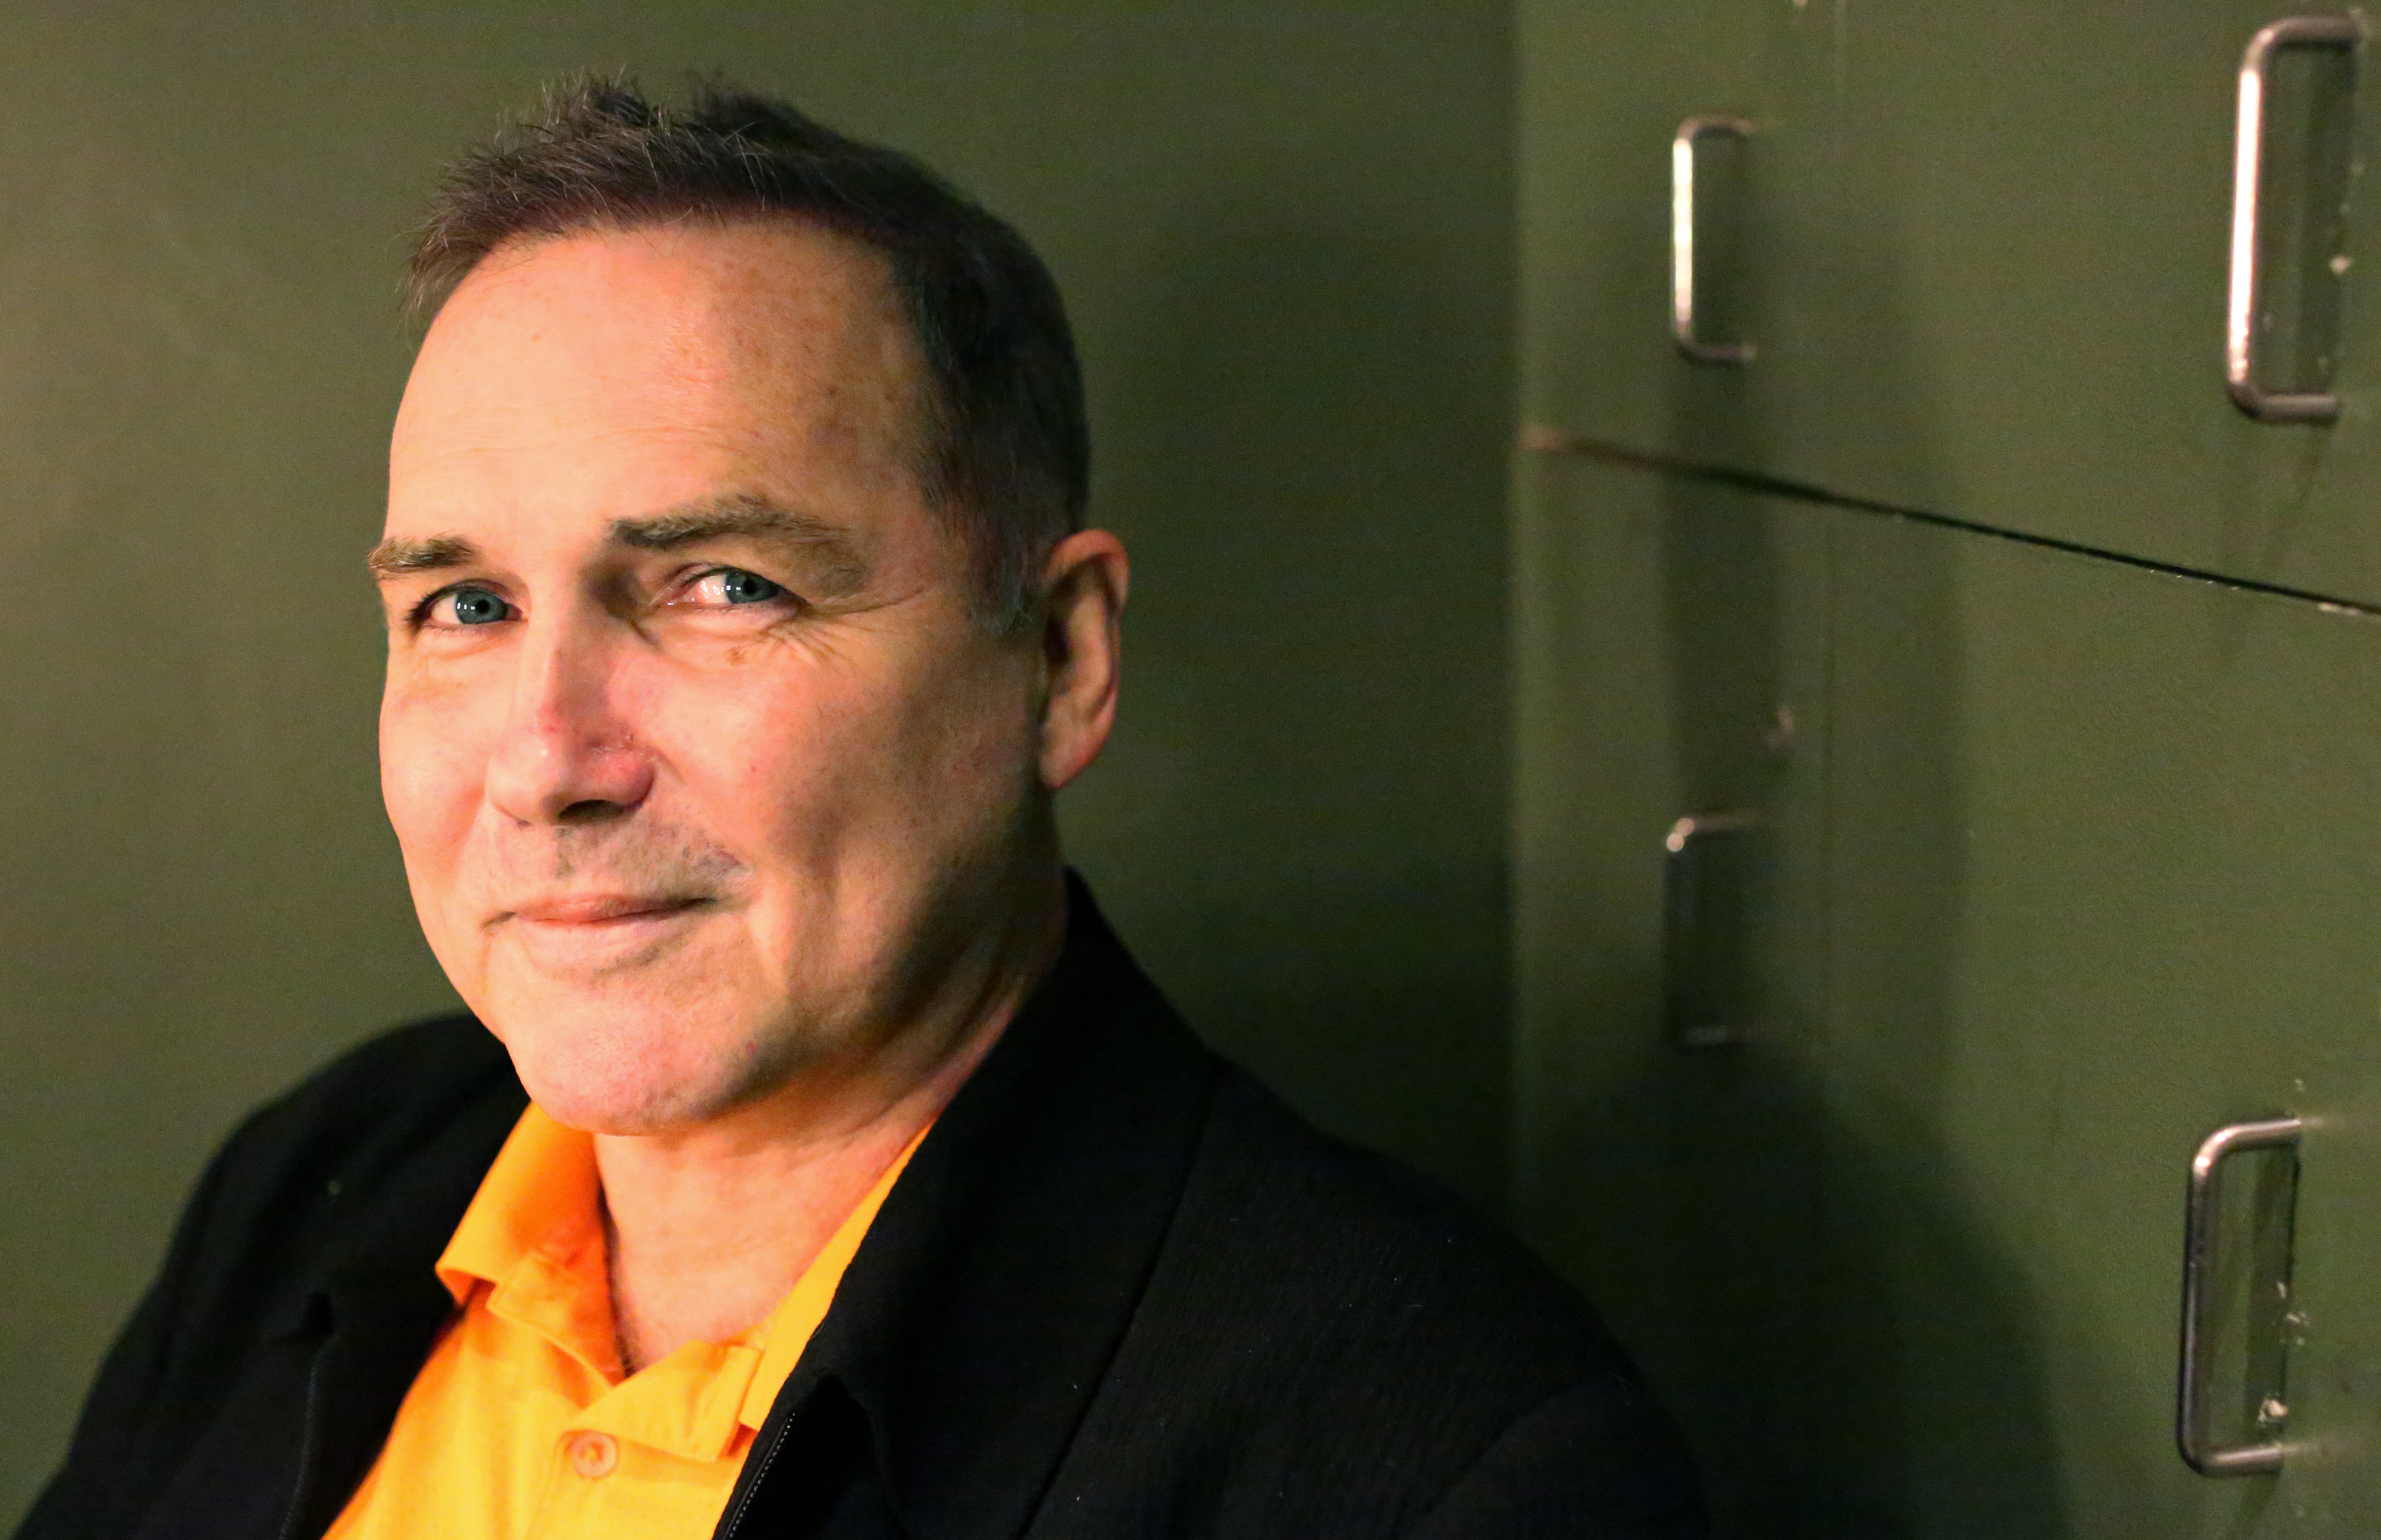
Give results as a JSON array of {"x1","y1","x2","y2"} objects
[
  {"x1": 487, "y1": 891, "x2": 717, "y2": 974},
  {"x1": 501, "y1": 894, "x2": 709, "y2": 926}
]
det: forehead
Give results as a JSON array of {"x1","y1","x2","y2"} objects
[{"x1": 388, "y1": 221, "x2": 927, "y2": 539}]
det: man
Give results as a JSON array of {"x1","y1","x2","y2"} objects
[{"x1": 20, "y1": 80, "x2": 1701, "y2": 1540}]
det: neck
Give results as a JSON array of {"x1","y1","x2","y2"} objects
[{"x1": 595, "y1": 867, "x2": 1067, "y2": 1373}]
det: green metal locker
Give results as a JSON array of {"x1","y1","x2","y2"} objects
[
  {"x1": 1520, "y1": 6, "x2": 2381, "y2": 1530},
  {"x1": 1802, "y1": 3, "x2": 2381, "y2": 605},
  {"x1": 1517, "y1": 460, "x2": 2381, "y2": 1536},
  {"x1": 1525, "y1": 0, "x2": 2381, "y2": 603},
  {"x1": 1520, "y1": 0, "x2": 1835, "y2": 471},
  {"x1": 1816, "y1": 513, "x2": 2381, "y2": 1536}
]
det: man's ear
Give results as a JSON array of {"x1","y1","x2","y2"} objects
[{"x1": 1035, "y1": 528, "x2": 1129, "y2": 792}]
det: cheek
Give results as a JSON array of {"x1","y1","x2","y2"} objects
[
  {"x1": 880, "y1": 648, "x2": 1044, "y2": 846},
  {"x1": 661, "y1": 644, "x2": 1032, "y2": 868},
  {"x1": 659, "y1": 672, "x2": 874, "y2": 856},
  {"x1": 379, "y1": 678, "x2": 493, "y2": 883}
]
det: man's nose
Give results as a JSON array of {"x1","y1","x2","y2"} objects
[{"x1": 482, "y1": 611, "x2": 654, "y2": 826}]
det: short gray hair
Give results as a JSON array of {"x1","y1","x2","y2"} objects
[{"x1": 408, "y1": 75, "x2": 1088, "y2": 632}]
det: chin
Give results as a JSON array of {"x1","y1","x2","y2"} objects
[{"x1": 483, "y1": 988, "x2": 810, "y2": 1137}]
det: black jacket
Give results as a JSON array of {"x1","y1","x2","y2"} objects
[{"x1": 19, "y1": 887, "x2": 1703, "y2": 1540}]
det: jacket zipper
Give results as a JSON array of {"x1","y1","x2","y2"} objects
[{"x1": 715, "y1": 1405, "x2": 795, "y2": 1540}]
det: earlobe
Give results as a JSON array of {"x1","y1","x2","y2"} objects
[{"x1": 1036, "y1": 529, "x2": 1129, "y2": 792}]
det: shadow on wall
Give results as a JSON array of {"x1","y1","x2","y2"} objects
[
  {"x1": 1061, "y1": 189, "x2": 1514, "y2": 1210},
  {"x1": 1785, "y1": 95, "x2": 2076, "y2": 1540},
  {"x1": 1535, "y1": 112, "x2": 2081, "y2": 1538}
]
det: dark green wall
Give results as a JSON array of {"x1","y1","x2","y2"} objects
[{"x1": 0, "y1": 6, "x2": 1515, "y2": 1518}]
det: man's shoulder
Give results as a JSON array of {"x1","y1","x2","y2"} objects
[
  {"x1": 224, "y1": 1014, "x2": 520, "y2": 1188},
  {"x1": 14, "y1": 1015, "x2": 529, "y2": 1540},
  {"x1": 1170, "y1": 1066, "x2": 1635, "y2": 1382},
  {"x1": 278, "y1": 1013, "x2": 516, "y2": 1122},
  {"x1": 1053, "y1": 1058, "x2": 1701, "y2": 1532},
  {"x1": 185, "y1": 1014, "x2": 525, "y2": 1306}
]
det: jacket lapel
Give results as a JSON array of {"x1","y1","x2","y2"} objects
[
  {"x1": 274, "y1": 1267, "x2": 470, "y2": 1540},
  {"x1": 726, "y1": 881, "x2": 1221, "y2": 1540},
  {"x1": 286, "y1": 1077, "x2": 527, "y2": 1536}
]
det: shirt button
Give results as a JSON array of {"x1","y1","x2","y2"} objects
[{"x1": 568, "y1": 1432, "x2": 619, "y2": 1479}]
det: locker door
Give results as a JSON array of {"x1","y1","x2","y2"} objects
[
  {"x1": 1511, "y1": 445, "x2": 1830, "y2": 1532},
  {"x1": 1824, "y1": 512, "x2": 2381, "y2": 1536},
  {"x1": 1798, "y1": 4, "x2": 2381, "y2": 605},
  {"x1": 1520, "y1": 0, "x2": 1835, "y2": 471}
]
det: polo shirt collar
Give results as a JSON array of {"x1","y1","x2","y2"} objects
[
  {"x1": 432, "y1": 1090, "x2": 931, "y2": 1451},
  {"x1": 435, "y1": 1106, "x2": 618, "y2": 1381},
  {"x1": 435, "y1": 1104, "x2": 602, "y2": 1308}
]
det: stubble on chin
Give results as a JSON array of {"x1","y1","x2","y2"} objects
[{"x1": 495, "y1": 961, "x2": 842, "y2": 1137}]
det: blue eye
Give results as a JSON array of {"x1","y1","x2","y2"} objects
[
  {"x1": 443, "y1": 587, "x2": 511, "y2": 626},
  {"x1": 717, "y1": 569, "x2": 784, "y2": 604}
]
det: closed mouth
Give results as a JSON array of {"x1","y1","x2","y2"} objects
[{"x1": 501, "y1": 894, "x2": 709, "y2": 927}]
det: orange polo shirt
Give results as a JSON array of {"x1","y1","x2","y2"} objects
[{"x1": 324, "y1": 1105, "x2": 922, "y2": 1540}]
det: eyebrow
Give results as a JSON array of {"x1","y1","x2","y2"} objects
[
  {"x1": 611, "y1": 493, "x2": 870, "y2": 598},
  {"x1": 367, "y1": 533, "x2": 479, "y2": 580},
  {"x1": 366, "y1": 494, "x2": 871, "y2": 598}
]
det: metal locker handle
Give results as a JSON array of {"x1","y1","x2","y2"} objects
[
  {"x1": 1661, "y1": 811, "x2": 1760, "y2": 1049},
  {"x1": 2227, "y1": 15, "x2": 2360, "y2": 423},
  {"x1": 2176, "y1": 1115, "x2": 2304, "y2": 1477},
  {"x1": 1672, "y1": 115, "x2": 1756, "y2": 366}
]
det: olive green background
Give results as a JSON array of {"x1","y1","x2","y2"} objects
[{"x1": 0, "y1": 6, "x2": 1517, "y2": 1520}]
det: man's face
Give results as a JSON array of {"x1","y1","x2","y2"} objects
[{"x1": 380, "y1": 223, "x2": 1053, "y2": 1135}]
